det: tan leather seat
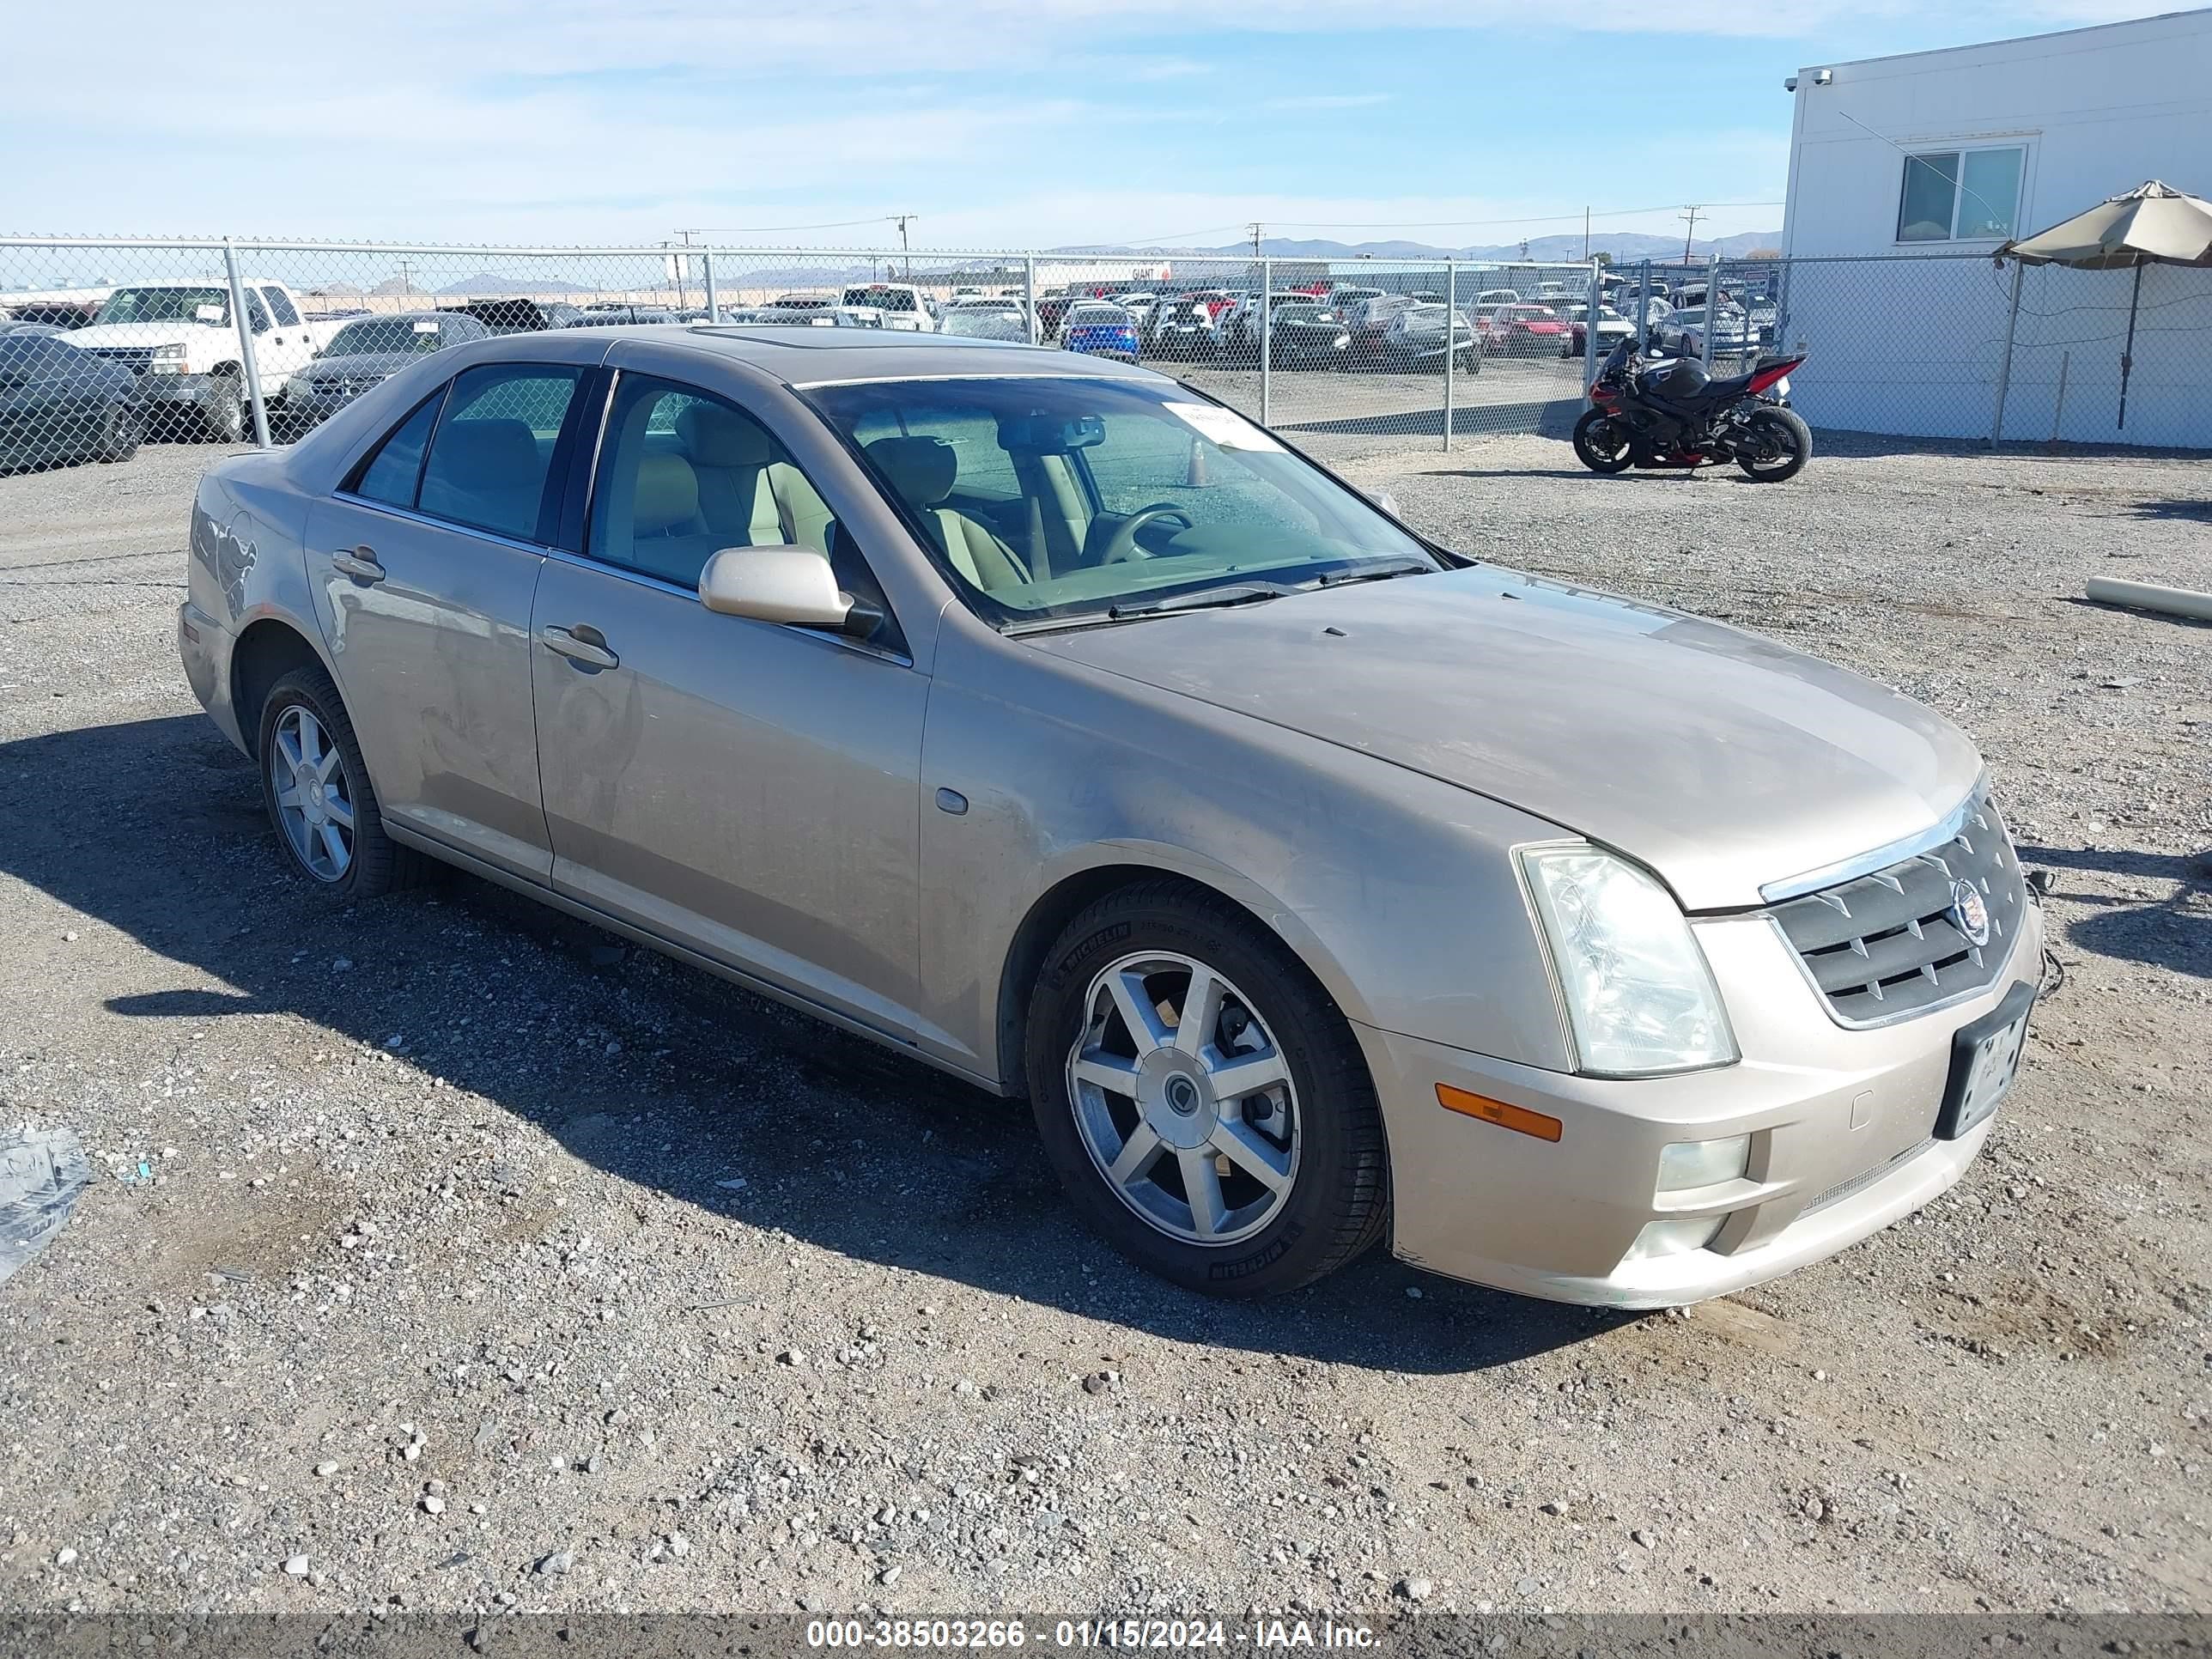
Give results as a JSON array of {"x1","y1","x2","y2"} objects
[
  {"x1": 609, "y1": 453, "x2": 723, "y2": 587},
  {"x1": 678, "y1": 403, "x2": 835, "y2": 555},
  {"x1": 863, "y1": 435, "x2": 1030, "y2": 592}
]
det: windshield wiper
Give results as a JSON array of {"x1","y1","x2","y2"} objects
[
  {"x1": 1104, "y1": 582, "x2": 1292, "y2": 622},
  {"x1": 1310, "y1": 556, "x2": 1437, "y2": 588}
]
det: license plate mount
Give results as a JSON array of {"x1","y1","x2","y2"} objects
[{"x1": 1935, "y1": 980, "x2": 2035, "y2": 1140}]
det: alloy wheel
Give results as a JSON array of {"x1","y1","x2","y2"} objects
[
  {"x1": 1065, "y1": 951, "x2": 1300, "y2": 1246},
  {"x1": 270, "y1": 703, "x2": 356, "y2": 881}
]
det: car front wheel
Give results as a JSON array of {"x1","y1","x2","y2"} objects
[
  {"x1": 257, "y1": 665, "x2": 423, "y2": 899},
  {"x1": 1025, "y1": 881, "x2": 1389, "y2": 1297}
]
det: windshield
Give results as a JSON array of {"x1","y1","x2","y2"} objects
[
  {"x1": 804, "y1": 376, "x2": 1442, "y2": 628},
  {"x1": 326, "y1": 318, "x2": 453, "y2": 356},
  {"x1": 94, "y1": 286, "x2": 228, "y2": 325}
]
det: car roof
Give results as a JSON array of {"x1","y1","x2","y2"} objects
[{"x1": 640, "y1": 322, "x2": 1156, "y2": 386}]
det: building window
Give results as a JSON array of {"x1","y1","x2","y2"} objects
[{"x1": 1898, "y1": 146, "x2": 2025, "y2": 242}]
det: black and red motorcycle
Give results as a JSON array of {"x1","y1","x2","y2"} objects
[{"x1": 1572, "y1": 337, "x2": 1812, "y2": 482}]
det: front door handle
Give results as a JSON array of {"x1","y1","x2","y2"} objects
[
  {"x1": 540, "y1": 624, "x2": 618, "y2": 671},
  {"x1": 330, "y1": 548, "x2": 384, "y2": 582}
]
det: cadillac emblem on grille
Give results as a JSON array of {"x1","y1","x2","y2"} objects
[{"x1": 1949, "y1": 878, "x2": 1992, "y2": 948}]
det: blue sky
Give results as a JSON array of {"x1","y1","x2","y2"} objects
[{"x1": 1, "y1": 1, "x2": 2185, "y2": 251}]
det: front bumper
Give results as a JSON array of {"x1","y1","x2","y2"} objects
[
  {"x1": 138, "y1": 370, "x2": 218, "y2": 408},
  {"x1": 1359, "y1": 898, "x2": 2043, "y2": 1308}
]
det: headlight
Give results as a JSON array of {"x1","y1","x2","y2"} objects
[
  {"x1": 1520, "y1": 846, "x2": 1737, "y2": 1076},
  {"x1": 150, "y1": 343, "x2": 185, "y2": 362}
]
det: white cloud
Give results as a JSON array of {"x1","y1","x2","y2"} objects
[{"x1": 1264, "y1": 94, "x2": 1395, "y2": 111}]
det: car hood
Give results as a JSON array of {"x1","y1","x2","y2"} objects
[
  {"x1": 1024, "y1": 567, "x2": 1984, "y2": 909},
  {"x1": 297, "y1": 352, "x2": 417, "y2": 383},
  {"x1": 64, "y1": 323, "x2": 203, "y2": 349}
]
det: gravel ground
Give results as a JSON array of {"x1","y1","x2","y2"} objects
[{"x1": 0, "y1": 432, "x2": 2207, "y2": 1621}]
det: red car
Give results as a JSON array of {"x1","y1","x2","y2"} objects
[{"x1": 1480, "y1": 303, "x2": 1571, "y2": 356}]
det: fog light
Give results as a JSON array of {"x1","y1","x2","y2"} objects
[
  {"x1": 1624, "y1": 1216, "x2": 1725, "y2": 1262},
  {"x1": 1656, "y1": 1134, "x2": 1750, "y2": 1193}
]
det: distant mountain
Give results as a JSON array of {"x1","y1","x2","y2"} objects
[
  {"x1": 1051, "y1": 230, "x2": 1782, "y2": 265},
  {"x1": 434, "y1": 272, "x2": 596, "y2": 296}
]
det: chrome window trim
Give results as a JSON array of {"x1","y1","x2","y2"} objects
[
  {"x1": 1757, "y1": 777, "x2": 1987, "y2": 904},
  {"x1": 324, "y1": 494, "x2": 552, "y2": 559}
]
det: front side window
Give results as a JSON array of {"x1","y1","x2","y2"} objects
[
  {"x1": 805, "y1": 376, "x2": 1441, "y2": 626},
  {"x1": 415, "y1": 364, "x2": 581, "y2": 541},
  {"x1": 1899, "y1": 146, "x2": 2024, "y2": 241},
  {"x1": 588, "y1": 374, "x2": 841, "y2": 586},
  {"x1": 93, "y1": 287, "x2": 228, "y2": 325}
]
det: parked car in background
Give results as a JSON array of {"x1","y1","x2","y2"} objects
[
  {"x1": 1262, "y1": 302, "x2": 1352, "y2": 368},
  {"x1": 1341, "y1": 295, "x2": 1415, "y2": 368},
  {"x1": 280, "y1": 311, "x2": 491, "y2": 434},
  {"x1": 1035, "y1": 295, "x2": 1075, "y2": 339},
  {"x1": 1480, "y1": 303, "x2": 1572, "y2": 357},
  {"x1": 3, "y1": 300, "x2": 100, "y2": 330},
  {"x1": 0, "y1": 331, "x2": 143, "y2": 471},
  {"x1": 1559, "y1": 303, "x2": 1637, "y2": 359},
  {"x1": 1222, "y1": 291, "x2": 1319, "y2": 359},
  {"x1": 1474, "y1": 287, "x2": 1522, "y2": 308},
  {"x1": 840, "y1": 283, "x2": 936, "y2": 332},
  {"x1": 1383, "y1": 302, "x2": 1481, "y2": 373},
  {"x1": 1656, "y1": 305, "x2": 1755, "y2": 361},
  {"x1": 939, "y1": 300, "x2": 1033, "y2": 343},
  {"x1": 1061, "y1": 301, "x2": 1139, "y2": 362},
  {"x1": 178, "y1": 326, "x2": 2041, "y2": 1305},
  {"x1": 441, "y1": 298, "x2": 586, "y2": 334},
  {"x1": 566, "y1": 304, "x2": 678, "y2": 326},
  {"x1": 1144, "y1": 295, "x2": 1221, "y2": 361},
  {"x1": 62, "y1": 278, "x2": 340, "y2": 441},
  {"x1": 756, "y1": 296, "x2": 886, "y2": 329},
  {"x1": 1115, "y1": 292, "x2": 1158, "y2": 330}
]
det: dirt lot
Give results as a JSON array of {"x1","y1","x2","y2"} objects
[{"x1": 0, "y1": 433, "x2": 2206, "y2": 1621}]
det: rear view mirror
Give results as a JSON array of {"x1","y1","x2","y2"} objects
[
  {"x1": 999, "y1": 412, "x2": 1105, "y2": 452},
  {"x1": 699, "y1": 545, "x2": 873, "y2": 635}
]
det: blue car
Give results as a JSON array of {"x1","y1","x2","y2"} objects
[{"x1": 1061, "y1": 302, "x2": 1139, "y2": 363}]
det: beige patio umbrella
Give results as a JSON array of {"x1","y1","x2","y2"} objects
[{"x1": 1997, "y1": 180, "x2": 2212, "y2": 429}]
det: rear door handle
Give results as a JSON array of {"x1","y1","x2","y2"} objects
[
  {"x1": 330, "y1": 548, "x2": 384, "y2": 582},
  {"x1": 540, "y1": 624, "x2": 618, "y2": 671}
]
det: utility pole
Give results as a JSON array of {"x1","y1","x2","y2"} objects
[
  {"x1": 1680, "y1": 205, "x2": 1703, "y2": 265},
  {"x1": 1248, "y1": 221, "x2": 1264, "y2": 258},
  {"x1": 892, "y1": 214, "x2": 917, "y2": 279},
  {"x1": 395, "y1": 259, "x2": 413, "y2": 295}
]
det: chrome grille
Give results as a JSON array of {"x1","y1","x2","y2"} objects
[
  {"x1": 85, "y1": 346, "x2": 155, "y2": 375},
  {"x1": 1769, "y1": 793, "x2": 2027, "y2": 1025}
]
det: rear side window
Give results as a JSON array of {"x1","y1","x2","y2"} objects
[
  {"x1": 349, "y1": 392, "x2": 444, "y2": 508},
  {"x1": 416, "y1": 364, "x2": 583, "y2": 542},
  {"x1": 261, "y1": 287, "x2": 301, "y2": 327}
]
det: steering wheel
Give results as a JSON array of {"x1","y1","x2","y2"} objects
[{"x1": 1097, "y1": 502, "x2": 1194, "y2": 565}]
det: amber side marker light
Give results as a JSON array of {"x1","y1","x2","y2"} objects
[{"x1": 1436, "y1": 1084, "x2": 1562, "y2": 1142}]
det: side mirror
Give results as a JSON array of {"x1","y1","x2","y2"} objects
[
  {"x1": 698, "y1": 545, "x2": 875, "y2": 636},
  {"x1": 1373, "y1": 489, "x2": 1403, "y2": 520}
]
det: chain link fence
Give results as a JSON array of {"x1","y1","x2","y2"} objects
[{"x1": 6, "y1": 235, "x2": 2211, "y2": 482}]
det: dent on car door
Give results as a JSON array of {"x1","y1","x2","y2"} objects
[
  {"x1": 529, "y1": 369, "x2": 937, "y2": 1043},
  {"x1": 306, "y1": 362, "x2": 590, "y2": 881}
]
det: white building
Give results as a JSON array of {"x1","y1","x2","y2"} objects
[{"x1": 1778, "y1": 9, "x2": 2212, "y2": 446}]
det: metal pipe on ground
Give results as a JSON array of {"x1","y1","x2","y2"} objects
[{"x1": 2086, "y1": 576, "x2": 2212, "y2": 622}]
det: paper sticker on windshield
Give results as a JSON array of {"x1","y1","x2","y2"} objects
[
  {"x1": 411, "y1": 320, "x2": 440, "y2": 333},
  {"x1": 1164, "y1": 403, "x2": 1283, "y2": 453}
]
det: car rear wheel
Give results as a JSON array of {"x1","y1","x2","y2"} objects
[
  {"x1": 257, "y1": 666, "x2": 424, "y2": 899},
  {"x1": 1024, "y1": 881, "x2": 1389, "y2": 1297}
]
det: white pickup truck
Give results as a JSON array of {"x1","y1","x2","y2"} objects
[{"x1": 62, "y1": 277, "x2": 343, "y2": 441}]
